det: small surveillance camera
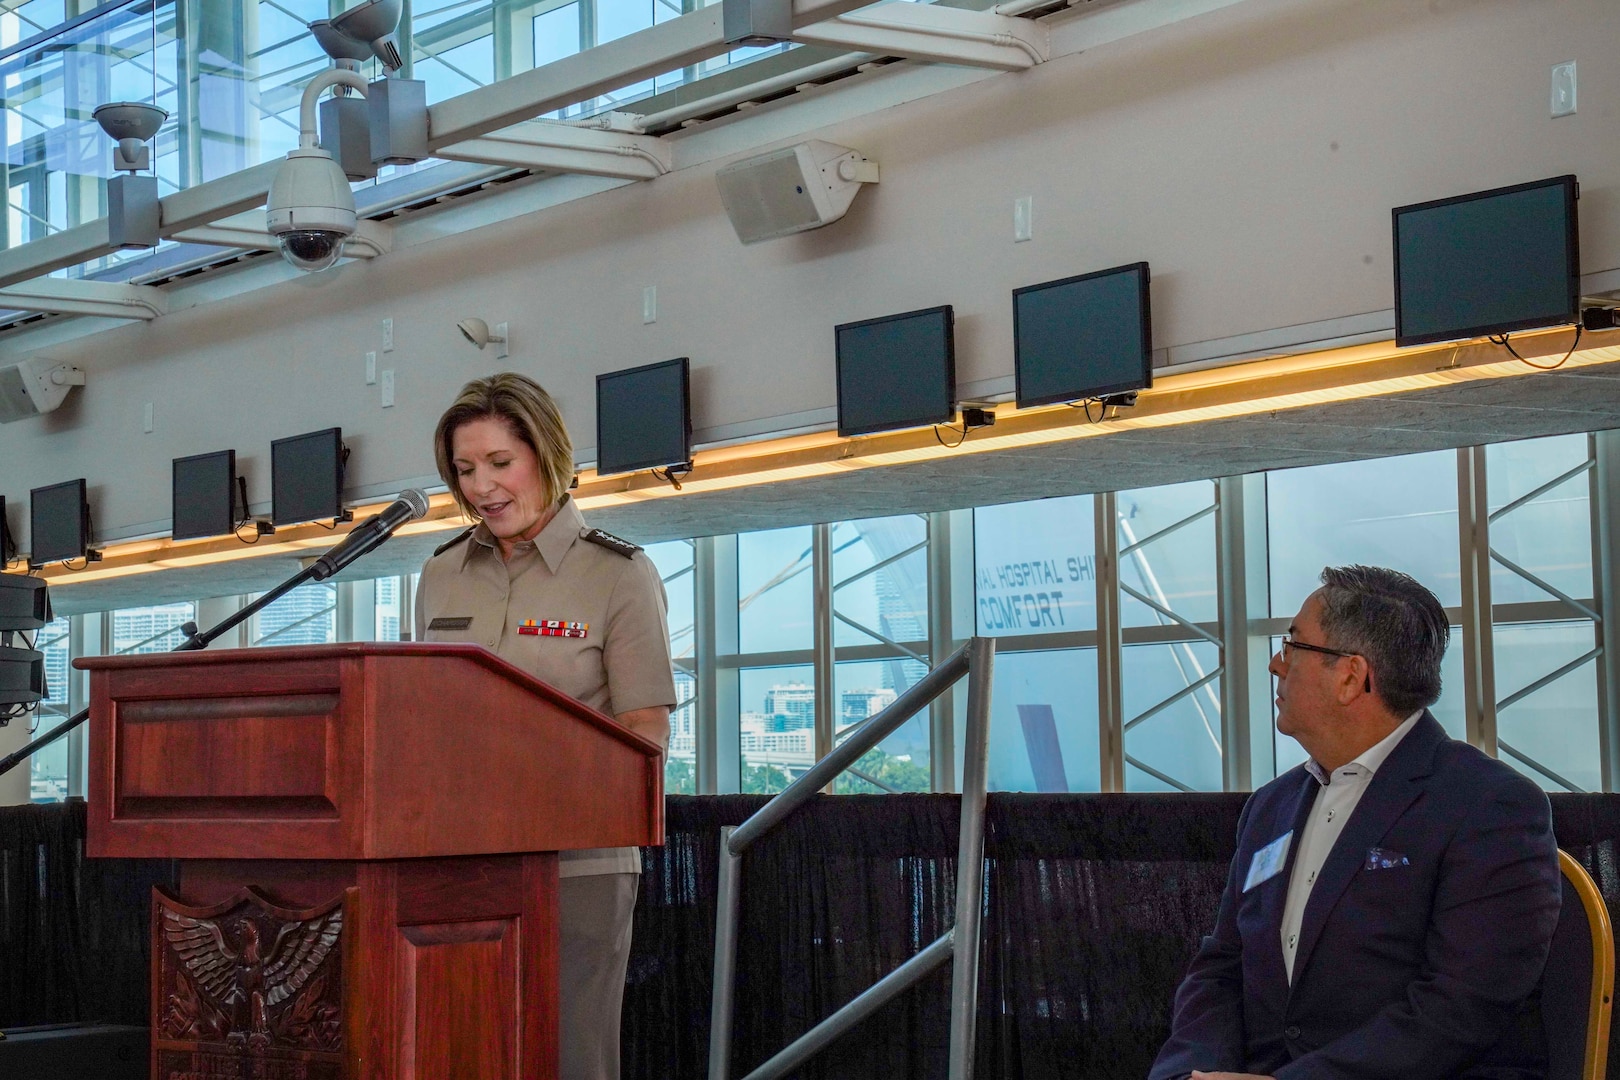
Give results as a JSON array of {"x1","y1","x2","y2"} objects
[
  {"x1": 266, "y1": 147, "x2": 357, "y2": 272},
  {"x1": 457, "y1": 318, "x2": 508, "y2": 356}
]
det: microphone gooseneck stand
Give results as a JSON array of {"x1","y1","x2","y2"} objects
[{"x1": 0, "y1": 507, "x2": 413, "y2": 780}]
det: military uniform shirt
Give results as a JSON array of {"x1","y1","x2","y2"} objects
[{"x1": 415, "y1": 494, "x2": 676, "y2": 877}]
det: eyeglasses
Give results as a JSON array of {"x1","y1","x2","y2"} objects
[
  {"x1": 1278, "y1": 636, "x2": 1358, "y2": 662},
  {"x1": 1278, "y1": 635, "x2": 1372, "y2": 692}
]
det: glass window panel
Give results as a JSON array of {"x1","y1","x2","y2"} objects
[
  {"x1": 596, "y1": 0, "x2": 654, "y2": 45},
  {"x1": 832, "y1": 659, "x2": 929, "y2": 792},
  {"x1": 1494, "y1": 621, "x2": 1601, "y2": 793},
  {"x1": 739, "y1": 664, "x2": 813, "y2": 793},
  {"x1": 1486, "y1": 434, "x2": 1593, "y2": 606},
  {"x1": 738, "y1": 526, "x2": 813, "y2": 654},
  {"x1": 1117, "y1": 481, "x2": 1217, "y2": 629},
  {"x1": 29, "y1": 615, "x2": 70, "y2": 802},
  {"x1": 376, "y1": 576, "x2": 403, "y2": 641},
  {"x1": 534, "y1": 4, "x2": 581, "y2": 65},
  {"x1": 112, "y1": 602, "x2": 195, "y2": 654},
  {"x1": 1123, "y1": 642, "x2": 1222, "y2": 791},
  {"x1": 1272, "y1": 628, "x2": 1466, "y2": 773},
  {"x1": 252, "y1": 581, "x2": 337, "y2": 646},
  {"x1": 985, "y1": 649, "x2": 1098, "y2": 793},
  {"x1": 831, "y1": 515, "x2": 927, "y2": 651},
  {"x1": 418, "y1": 36, "x2": 492, "y2": 100},
  {"x1": 1267, "y1": 450, "x2": 1460, "y2": 616},
  {"x1": 646, "y1": 540, "x2": 696, "y2": 794},
  {"x1": 973, "y1": 494, "x2": 1096, "y2": 636}
]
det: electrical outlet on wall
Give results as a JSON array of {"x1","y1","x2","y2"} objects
[
  {"x1": 365, "y1": 351, "x2": 377, "y2": 385},
  {"x1": 1551, "y1": 61, "x2": 1577, "y2": 118},
  {"x1": 142, "y1": 402, "x2": 154, "y2": 433},
  {"x1": 643, "y1": 286, "x2": 657, "y2": 325},
  {"x1": 1014, "y1": 196, "x2": 1033, "y2": 242},
  {"x1": 381, "y1": 369, "x2": 395, "y2": 407},
  {"x1": 382, "y1": 317, "x2": 394, "y2": 352}
]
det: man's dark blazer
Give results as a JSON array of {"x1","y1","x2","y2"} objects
[{"x1": 1150, "y1": 711, "x2": 1562, "y2": 1080}]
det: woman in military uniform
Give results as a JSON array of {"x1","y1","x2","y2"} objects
[{"x1": 415, "y1": 372, "x2": 674, "y2": 1080}]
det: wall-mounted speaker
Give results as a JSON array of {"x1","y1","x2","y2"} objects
[
  {"x1": 0, "y1": 360, "x2": 86, "y2": 424},
  {"x1": 715, "y1": 140, "x2": 879, "y2": 245}
]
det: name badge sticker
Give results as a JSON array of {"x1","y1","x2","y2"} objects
[
  {"x1": 427, "y1": 616, "x2": 473, "y2": 631},
  {"x1": 1244, "y1": 830, "x2": 1293, "y2": 893}
]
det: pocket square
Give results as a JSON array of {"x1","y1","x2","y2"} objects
[{"x1": 1365, "y1": 847, "x2": 1410, "y2": 870}]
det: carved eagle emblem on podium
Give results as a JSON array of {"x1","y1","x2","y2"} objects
[{"x1": 159, "y1": 889, "x2": 344, "y2": 1054}]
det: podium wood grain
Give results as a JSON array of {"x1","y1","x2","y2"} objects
[{"x1": 79, "y1": 643, "x2": 662, "y2": 1080}]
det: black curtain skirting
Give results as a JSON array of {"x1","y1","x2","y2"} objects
[
  {"x1": 626, "y1": 793, "x2": 1620, "y2": 1080},
  {"x1": 4, "y1": 795, "x2": 1619, "y2": 1079},
  {"x1": 0, "y1": 801, "x2": 174, "y2": 1029}
]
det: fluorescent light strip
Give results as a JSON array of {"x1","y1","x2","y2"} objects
[{"x1": 22, "y1": 330, "x2": 1617, "y2": 587}]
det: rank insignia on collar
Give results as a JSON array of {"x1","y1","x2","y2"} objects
[
  {"x1": 581, "y1": 528, "x2": 640, "y2": 558},
  {"x1": 518, "y1": 619, "x2": 589, "y2": 639}
]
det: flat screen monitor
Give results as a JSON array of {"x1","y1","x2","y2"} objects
[
  {"x1": 1393, "y1": 175, "x2": 1580, "y2": 347},
  {"x1": 596, "y1": 358, "x2": 692, "y2": 476},
  {"x1": 30, "y1": 479, "x2": 89, "y2": 566},
  {"x1": 173, "y1": 449, "x2": 237, "y2": 541},
  {"x1": 836, "y1": 305, "x2": 955, "y2": 437},
  {"x1": 1014, "y1": 262, "x2": 1152, "y2": 408},
  {"x1": 0, "y1": 495, "x2": 11, "y2": 563},
  {"x1": 272, "y1": 427, "x2": 345, "y2": 526}
]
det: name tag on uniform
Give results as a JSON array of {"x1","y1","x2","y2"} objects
[
  {"x1": 1244, "y1": 830, "x2": 1293, "y2": 892},
  {"x1": 518, "y1": 619, "x2": 589, "y2": 639},
  {"x1": 427, "y1": 617, "x2": 473, "y2": 631}
]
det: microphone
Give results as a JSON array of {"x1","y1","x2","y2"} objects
[{"x1": 309, "y1": 488, "x2": 429, "y2": 581}]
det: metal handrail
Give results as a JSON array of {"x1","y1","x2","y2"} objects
[{"x1": 708, "y1": 636, "x2": 996, "y2": 1080}]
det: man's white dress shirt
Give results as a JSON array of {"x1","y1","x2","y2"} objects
[{"x1": 1279, "y1": 711, "x2": 1423, "y2": 982}]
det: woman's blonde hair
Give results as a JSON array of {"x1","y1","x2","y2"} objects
[{"x1": 434, "y1": 373, "x2": 574, "y2": 521}]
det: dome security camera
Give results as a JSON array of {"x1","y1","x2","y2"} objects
[
  {"x1": 267, "y1": 146, "x2": 357, "y2": 272},
  {"x1": 457, "y1": 318, "x2": 509, "y2": 357},
  {"x1": 329, "y1": 0, "x2": 405, "y2": 71},
  {"x1": 268, "y1": 68, "x2": 370, "y2": 272}
]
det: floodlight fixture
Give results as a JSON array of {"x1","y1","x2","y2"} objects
[
  {"x1": 92, "y1": 101, "x2": 167, "y2": 173},
  {"x1": 310, "y1": 19, "x2": 373, "y2": 66},
  {"x1": 267, "y1": 68, "x2": 369, "y2": 272},
  {"x1": 329, "y1": 0, "x2": 405, "y2": 72},
  {"x1": 94, "y1": 101, "x2": 167, "y2": 247},
  {"x1": 457, "y1": 317, "x2": 509, "y2": 357}
]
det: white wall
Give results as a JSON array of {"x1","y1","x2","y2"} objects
[{"x1": 2, "y1": 0, "x2": 1616, "y2": 545}]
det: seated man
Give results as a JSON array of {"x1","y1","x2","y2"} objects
[{"x1": 1151, "y1": 565, "x2": 1562, "y2": 1080}]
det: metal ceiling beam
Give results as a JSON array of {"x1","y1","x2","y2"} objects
[
  {"x1": 792, "y1": 5, "x2": 1049, "y2": 70},
  {"x1": 437, "y1": 119, "x2": 673, "y2": 180},
  {"x1": 425, "y1": 0, "x2": 873, "y2": 145},
  {"x1": 0, "y1": 278, "x2": 168, "y2": 320},
  {"x1": 0, "y1": 0, "x2": 897, "y2": 292}
]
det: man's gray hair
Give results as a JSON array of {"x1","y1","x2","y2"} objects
[{"x1": 1316, "y1": 565, "x2": 1448, "y2": 714}]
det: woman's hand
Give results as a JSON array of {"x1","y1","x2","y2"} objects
[{"x1": 615, "y1": 706, "x2": 671, "y2": 754}]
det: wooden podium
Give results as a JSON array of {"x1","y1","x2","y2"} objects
[{"x1": 77, "y1": 643, "x2": 664, "y2": 1080}]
